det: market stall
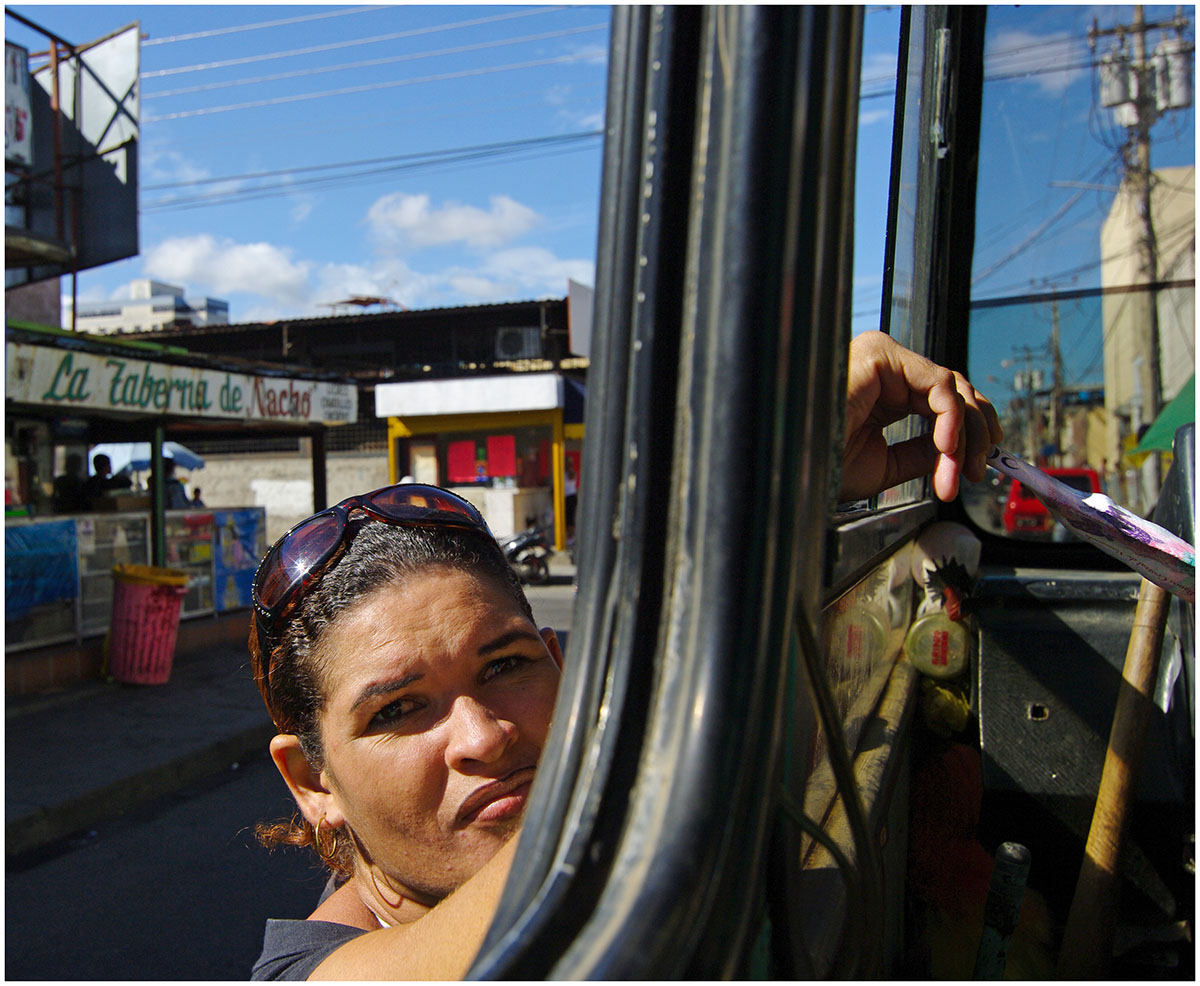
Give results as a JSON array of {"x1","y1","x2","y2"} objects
[
  {"x1": 5, "y1": 321, "x2": 358, "y2": 653},
  {"x1": 376, "y1": 371, "x2": 585, "y2": 548}
]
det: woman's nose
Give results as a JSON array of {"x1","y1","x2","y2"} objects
[{"x1": 444, "y1": 696, "x2": 516, "y2": 769}]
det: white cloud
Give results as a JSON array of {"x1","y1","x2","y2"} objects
[
  {"x1": 60, "y1": 285, "x2": 107, "y2": 308},
  {"x1": 858, "y1": 108, "x2": 892, "y2": 127},
  {"x1": 989, "y1": 31, "x2": 1084, "y2": 95},
  {"x1": 544, "y1": 84, "x2": 571, "y2": 107},
  {"x1": 132, "y1": 214, "x2": 593, "y2": 320},
  {"x1": 142, "y1": 147, "x2": 211, "y2": 186},
  {"x1": 309, "y1": 258, "x2": 441, "y2": 311},
  {"x1": 569, "y1": 42, "x2": 608, "y2": 67},
  {"x1": 142, "y1": 235, "x2": 313, "y2": 308},
  {"x1": 140, "y1": 147, "x2": 249, "y2": 207},
  {"x1": 289, "y1": 193, "x2": 315, "y2": 225},
  {"x1": 365, "y1": 193, "x2": 542, "y2": 249},
  {"x1": 447, "y1": 273, "x2": 500, "y2": 299},
  {"x1": 475, "y1": 246, "x2": 595, "y2": 299},
  {"x1": 862, "y1": 50, "x2": 898, "y2": 87}
]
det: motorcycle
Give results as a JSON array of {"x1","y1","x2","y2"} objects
[{"x1": 500, "y1": 526, "x2": 553, "y2": 584}]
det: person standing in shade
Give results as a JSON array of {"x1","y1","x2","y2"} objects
[
  {"x1": 163, "y1": 459, "x2": 192, "y2": 510},
  {"x1": 563, "y1": 461, "x2": 578, "y2": 539},
  {"x1": 84, "y1": 453, "x2": 131, "y2": 509},
  {"x1": 51, "y1": 453, "x2": 87, "y2": 514}
]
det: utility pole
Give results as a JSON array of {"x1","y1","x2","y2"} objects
[
  {"x1": 1049, "y1": 291, "x2": 1064, "y2": 466},
  {"x1": 1004, "y1": 346, "x2": 1043, "y2": 461},
  {"x1": 1089, "y1": 5, "x2": 1192, "y2": 502},
  {"x1": 1129, "y1": 7, "x2": 1162, "y2": 436},
  {"x1": 1034, "y1": 280, "x2": 1067, "y2": 467}
]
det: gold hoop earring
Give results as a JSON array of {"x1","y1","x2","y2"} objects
[{"x1": 314, "y1": 817, "x2": 341, "y2": 861}]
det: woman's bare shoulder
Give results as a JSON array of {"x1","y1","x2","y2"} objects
[{"x1": 307, "y1": 838, "x2": 518, "y2": 980}]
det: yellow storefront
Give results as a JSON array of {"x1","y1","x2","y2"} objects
[{"x1": 376, "y1": 373, "x2": 584, "y2": 550}]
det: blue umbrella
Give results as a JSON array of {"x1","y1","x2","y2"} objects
[{"x1": 88, "y1": 441, "x2": 205, "y2": 475}]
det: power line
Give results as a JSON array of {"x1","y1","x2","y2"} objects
[
  {"x1": 973, "y1": 150, "x2": 1123, "y2": 255},
  {"x1": 143, "y1": 22, "x2": 607, "y2": 100},
  {"x1": 140, "y1": 6, "x2": 569, "y2": 77},
  {"x1": 973, "y1": 218, "x2": 1194, "y2": 301},
  {"x1": 150, "y1": 83, "x2": 595, "y2": 148},
  {"x1": 141, "y1": 6, "x2": 397, "y2": 46},
  {"x1": 140, "y1": 139, "x2": 602, "y2": 215},
  {"x1": 143, "y1": 130, "x2": 604, "y2": 191},
  {"x1": 140, "y1": 131, "x2": 605, "y2": 212},
  {"x1": 143, "y1": 51, "x2": 605, "y2": 123}
]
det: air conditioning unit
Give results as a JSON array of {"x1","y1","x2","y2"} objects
[{"x1": 495, "y1": 326, "x2": 541, "y2": 360}]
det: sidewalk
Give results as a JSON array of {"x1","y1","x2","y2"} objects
[
  {"x1": 6, "y1": 553, "x2": 577, "y2": 860},
  {"x1": 6, "y1": 614, "x2": 274, "y2": 859}
]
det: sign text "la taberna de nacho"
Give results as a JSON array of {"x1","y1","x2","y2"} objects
[{"x1": 6, "y1": 343, "x2": 358, "y2": 424}]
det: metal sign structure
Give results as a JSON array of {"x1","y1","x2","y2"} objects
[
  {"x1": 6, "y1": 341, "x2": 359, "y2": 425},
  {"x1": 5, "y1": 19, "x2": 140, "y2": 288}
]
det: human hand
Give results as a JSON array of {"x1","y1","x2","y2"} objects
[{"x1": 839, "y1": 331, "x2": 1003, "y2": 502}]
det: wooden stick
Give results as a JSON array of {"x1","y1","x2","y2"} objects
[{"x1": 1056, "y1": 578, "x2": 1171, "y2": 979}]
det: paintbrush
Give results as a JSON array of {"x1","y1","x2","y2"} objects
[{"x1": 986, "y1": 445, "x2": 1195, "y2": 603}]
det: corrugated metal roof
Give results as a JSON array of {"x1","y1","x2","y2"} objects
[
  {"x1": 5, "y1": 319, "x2": 354, "y2": 382},
  {"x1": 125, "y1": 296, "x2": 568, "y2": 337}
]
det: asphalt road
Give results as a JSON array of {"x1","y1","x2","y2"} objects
[{"x1": 6, "y1": 752, "x2": 328, "y2": 980}]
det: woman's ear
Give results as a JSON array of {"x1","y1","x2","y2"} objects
[
  {"x1": 269, "y1": 733, "x2": 342, "y2": 828},
  {"x1": 540, "y1": 626, "x2": 564, "y2": 670}
]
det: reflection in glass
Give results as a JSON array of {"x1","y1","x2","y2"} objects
[{"x1": 963, "y1": 4, "x2": 1194, "y2": 538}]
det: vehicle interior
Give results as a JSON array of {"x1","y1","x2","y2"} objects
[{"x1": 465, "y1": 6, "x2": 1194, "y2": 978}]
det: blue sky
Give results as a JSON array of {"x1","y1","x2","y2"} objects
[
  {"x1": 963, "y1": 4, "x2": 1195, "y2": 409},
  {"x1": 7, "y1": 4, "x2": 611, "y2": 321},
  {"x1": 5, "y1": 4, "x2": 1194, "y2": 351}
]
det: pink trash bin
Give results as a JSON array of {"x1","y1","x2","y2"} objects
[{"x1": 107, "y1": 564, "x2": 190, "y2": 685}]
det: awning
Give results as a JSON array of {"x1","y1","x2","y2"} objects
[
  {"x1": 374, "y1": 373, "x2": 563, "y2": 418},
  {"x1": 1135, "y1": 375, "x2": 1195, "y2": 453},
  {"x1": 88, "y1": 441, "x2": 205, "y2": 474}
]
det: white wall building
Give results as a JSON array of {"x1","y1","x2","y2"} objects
[
  {"x1": 1100, "y1": 165, "x2": 1195, "y2": 461},
  {"x1": 70, "y1": 279, "x2": 229, "y2": 334}
]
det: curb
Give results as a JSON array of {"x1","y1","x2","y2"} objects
[{"x1": 6, "y1": 721, "x2": 275, "y2": 860}]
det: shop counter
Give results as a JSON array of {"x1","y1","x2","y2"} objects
[
  {"x1": 5, "y1": 506, "x2": 266, "y2": 653},
  {"x1": 448, "y1": 485, "x2": 553, "y2": 540}
]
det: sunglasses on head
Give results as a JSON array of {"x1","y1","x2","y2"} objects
[{"x1": 251, "y1": 483, "x2": 493, "y2": 679}]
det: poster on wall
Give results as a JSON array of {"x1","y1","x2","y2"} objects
[
  {"x1": 5, "y1": 42, "x2": 32, "y2": 166},
  {"x1": 447, "y1": 439, "x2": 478, "y2": 484},
  {"x1": 213, "y1": 507, "x2": 266, "y2": 612},
  {"x1": 487, "y1": 435, "x2": 517, "y2": 478}
]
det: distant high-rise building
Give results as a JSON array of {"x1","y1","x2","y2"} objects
[{"x1": 70, "y1": 279, "x2": 229, "y2": 334}]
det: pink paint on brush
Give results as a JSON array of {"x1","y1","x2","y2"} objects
[{"x1": 987, "y1": 446, "x2": 1195, "y2": 603}]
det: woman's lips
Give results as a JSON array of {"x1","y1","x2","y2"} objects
[{"x1": 457, "y1": 767, "x2": 535, "y2": 825}]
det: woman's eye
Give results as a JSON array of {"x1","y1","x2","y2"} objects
[
  {"x1": 482, "y1": 656, "x2": 523, "y2": 682},
  {"x1": 372, "y1": 697, "x2": 420, "y2": 725}
]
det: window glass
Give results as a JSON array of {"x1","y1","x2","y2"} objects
[
  {"x1": 963, "y1": 4, "x2": 1195, "y2": 538},
  {"x1": 853, "y1": 7, "x2": 949, "y2": 509}
]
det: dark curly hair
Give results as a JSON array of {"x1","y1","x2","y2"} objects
[{"x1": 250, "y1": 518, "x2": 534, "y2": 876}]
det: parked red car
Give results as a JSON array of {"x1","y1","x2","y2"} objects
[{"x1": 1002, "y1": 466, "x2": 1104, "y2": 537}]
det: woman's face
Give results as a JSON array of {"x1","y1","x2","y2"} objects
[{"x1": 312, "y1": 565, "x2": 561, "y2": 903}]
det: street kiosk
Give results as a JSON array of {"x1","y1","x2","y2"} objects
[{"x1": 5, "y1": 321, "x2": 358, "y2": 654}]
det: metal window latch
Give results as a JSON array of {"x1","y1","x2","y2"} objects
[{"x1": 931, "y1": 28, "x2": 951, "y2": 160}]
